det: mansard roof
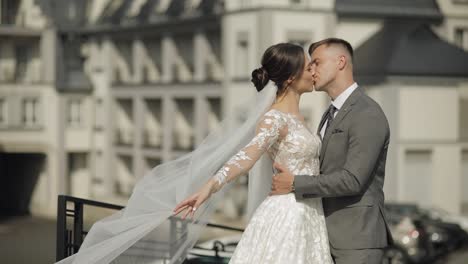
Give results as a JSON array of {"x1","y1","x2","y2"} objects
[
  {"x1": 354, "y1": 21, "x2": 468, "y2": 84},
  {"x1": 75, "y1": 0, "x2": 222, "y2": 26},
  {"x1": 335, "y1": 0, "x2": 442, "y2": 20},
  {"x1": 45, "y1": 0, "x2": 223, "y2": 34}
]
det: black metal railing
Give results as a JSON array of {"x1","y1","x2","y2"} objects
[
  {"x1": 56, "y1": 195, "x2": 400, "y2": 263},
  {"x1": 56, "y1": 195, "x2": 124, "y2": 261},
  {"x1": 56, "y1": 195, "x2": 244, "y2": 262}
]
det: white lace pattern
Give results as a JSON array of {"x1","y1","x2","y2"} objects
[
  {"x1": 212, "y1": 109, "x2": 333, "y2": 264},
  {"x1": 213, "y1": 110, "x2": 288, "y2": 186}
]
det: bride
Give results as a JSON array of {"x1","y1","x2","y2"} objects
[
  {"x1": 56, "y1": 43, "x2": 332, "y2": 264},
  {"x1": 174, "y1": 43, "x2": 333, "y2": 263}
]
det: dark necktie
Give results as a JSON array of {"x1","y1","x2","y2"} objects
[{"x1": 325, "y1": 104, "x2": 337, "y2": 133}]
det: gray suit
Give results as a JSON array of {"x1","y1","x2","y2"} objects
[{"x1": 294, "y1": 87, "x2": 393, "y2": 262}]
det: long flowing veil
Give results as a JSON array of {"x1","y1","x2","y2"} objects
[{"x1": 56, "y1": 83, "x2": 278, "y2": 264}]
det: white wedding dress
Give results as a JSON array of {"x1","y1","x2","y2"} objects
[{"x1": 212, "y1": 109, "x2": 333, "y2": 264}]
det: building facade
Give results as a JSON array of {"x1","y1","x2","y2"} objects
[{"x1": 0, "y1": 0, "x2": 467, "y2": 218}]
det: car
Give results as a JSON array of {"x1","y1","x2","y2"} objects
[
  {"x1": 184, "y1": 235, "x2": 241, "y2": 264},
  {"x1": 384, "y1": 202, "x2": 468, "y2": 263},
  {"x1": 421, "y1": 206, "x2": 468, "y2": 234},
  {"x1": 422, "y1": 218, "x2": 468, "y2": 255},
  {"x1": 384, "y1": 213, "x2": 436, "y2": 264}
]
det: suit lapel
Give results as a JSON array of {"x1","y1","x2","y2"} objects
[{"x1": 319, "y1": 88, "x2": 363, "y2": 166}]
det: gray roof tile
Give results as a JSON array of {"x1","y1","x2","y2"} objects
[
  {"x1": 336, "y1": 0, "x2": 442, "y2": 20},
  {"x1": 354, "y1": 21, "x2": 468, "y2": 84}
]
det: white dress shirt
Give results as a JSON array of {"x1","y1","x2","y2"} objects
[{"x1": 320, "y1": 82, "x2": 359, "y2": 138}]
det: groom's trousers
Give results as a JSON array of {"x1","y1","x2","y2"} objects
[{"x1": 331, "y1": 247, "x2": 384, "y2": 264}]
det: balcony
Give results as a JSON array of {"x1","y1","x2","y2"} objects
[
  {"x1": 0, "y1": 40, "x2": 43, "y2": 84},
  {"x1": 0, "y1": 0, "x2": 47, "y2": 32}
]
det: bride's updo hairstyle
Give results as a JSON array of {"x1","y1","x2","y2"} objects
[{"x1": 251, "y1": 43, "x2": 305, "y2": 93}]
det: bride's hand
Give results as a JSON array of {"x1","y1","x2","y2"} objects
[{"x1": 173, "y1": 181, "x2": 214, "y2": 220}]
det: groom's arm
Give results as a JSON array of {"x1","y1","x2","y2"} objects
[{"x1": 294, "y1": 110, "x2": 389, "y2": 199}]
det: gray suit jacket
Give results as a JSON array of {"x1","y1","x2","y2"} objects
[{"x1": 294, "y1": 87, "x2": 393, "y2": 249}]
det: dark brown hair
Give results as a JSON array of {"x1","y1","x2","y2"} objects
[
  {"x1": 308, "y1": 38, "x2": 354, "y2": 61},
  {"x1": 251, "y1": 43, "x2": 305, "y2": 92}
]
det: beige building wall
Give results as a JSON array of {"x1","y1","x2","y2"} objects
[
  {"x1": 367, "y1": 83, "x2": 465, "y2": 214},
  {"x1": 399, "y1": 86, "x2": 461, "y2": 213},
  {"x1": 399, "y1": 86, "x2": 458, "y2": 141}
]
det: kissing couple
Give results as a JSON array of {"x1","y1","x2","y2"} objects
[{"x1": 57, "y1": 38, "x2": 393, "y2": 264}]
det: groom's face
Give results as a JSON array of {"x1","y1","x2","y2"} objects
[{"x1": 309, "y1": 45, "x2": 338, "y2": 93}]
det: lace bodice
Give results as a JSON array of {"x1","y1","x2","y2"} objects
[
  {"x1": 212, "y1": 109, "x2": 332, "y2": 264},
  {"x1": 212, "y1": 109, "x2": 321, "y2": 190}
]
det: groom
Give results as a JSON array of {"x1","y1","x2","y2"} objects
[{"x1": 271, "y1": 38, "x2": 393, "y2": 263}]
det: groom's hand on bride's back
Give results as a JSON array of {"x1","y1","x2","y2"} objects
[{"x1": 270, "y1": 163, "x2": 294, "y2": 195}]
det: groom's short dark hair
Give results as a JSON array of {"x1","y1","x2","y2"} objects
[{"x1": 308, "y1": 38, "x2": 354, "y2": 61}]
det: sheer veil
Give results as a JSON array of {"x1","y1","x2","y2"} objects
[{"x1": 56, "y1": 83, "x2": 278, "y2": 264}]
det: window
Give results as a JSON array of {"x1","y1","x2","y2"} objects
[
  {"x1": 116, "y1": 155, "x2": 134, "y2": 197},
  {"x1": 94, "y1": 98, "x2": 103, "y2": 131},
  {"x1": 64, "y1": 40, "x2": 84, "y2": 81},
  {"x1": 68, "y1": 99, "x2": 82, "y2": 127},
  {"x1": 455, "y1": 28, "x2": 465, "y2": 48},
  {"x1": 68, "y1": 1, "x2": 77, "y2": 20},
  {"x1": 22, "y1": 97, "x2": 40, "y2": 127},
  {"x1": 235, "y1": 32, "x2": 249, "y2": 78},
  {"x1": 173, "y1": 98, "x2": 195, "y2": 150},
  {"x1": 68, "y1": 153, "x2": 87, "y2": 174},
  {"x1": 15, "y1": 45, "x2": 29, "y2": 82},
  {"x1": 145, "y1": 158, "x2": 161, "y2": 173},
  {"x1": 1, "y1": 0, "x2": 20, "y2": 24},
  {"x1": 460, "y1": 98, "x2": 468, "y2": 141},
  {"x1": 92, "y1": 151, "x2": 104, "y2": 185},
  {"x1": 67, "y1": 152, "x2": 88, "y2": 196},
  {"x1": 0, "y1": 98, "x2": 6, "y2": 124},
  {"x1": 290, "y1": 0, "x2": 303, "y2": 4},
  {"x1": 289, "y1": 39, "x2": 308, "y2": 47},
  {"x1": 403, "y1": 150, "x2": 432, "y2": 207},
  {"x1": 287, "y1": 31, "x2": 313, "y2": 50},
  {"x1": 462, "y1": 150, "x2": 468, "y2": 213}
]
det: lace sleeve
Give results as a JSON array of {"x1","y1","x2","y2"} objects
[{"x1": 211, "y1": 110, "x2": 287, "y2": 192}]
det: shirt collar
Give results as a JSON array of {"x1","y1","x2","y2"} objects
[{"x1": 331, "y1": 82, "x2": 358, "y2": 110}]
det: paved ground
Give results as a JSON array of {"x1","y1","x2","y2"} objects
[
  {"x1": 438, "y1": 248, "x2": 468, "y2": 264},
  {"x1": 1, "y1": 215, "x2": 467, "y2": 264},
  {"x1": 0, "y1": 216, "x2": 56, "y2": 264}
]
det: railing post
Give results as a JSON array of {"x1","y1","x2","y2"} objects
[
  {"x1": 73, "y1": 201, "x2": 84, "y2": 253},
  {"x1": 170, "y1": 217, "x2": 177, "y2": 258},
  {"x1": 56, "y1": 195, "x2": 67, "y2": 261}
]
